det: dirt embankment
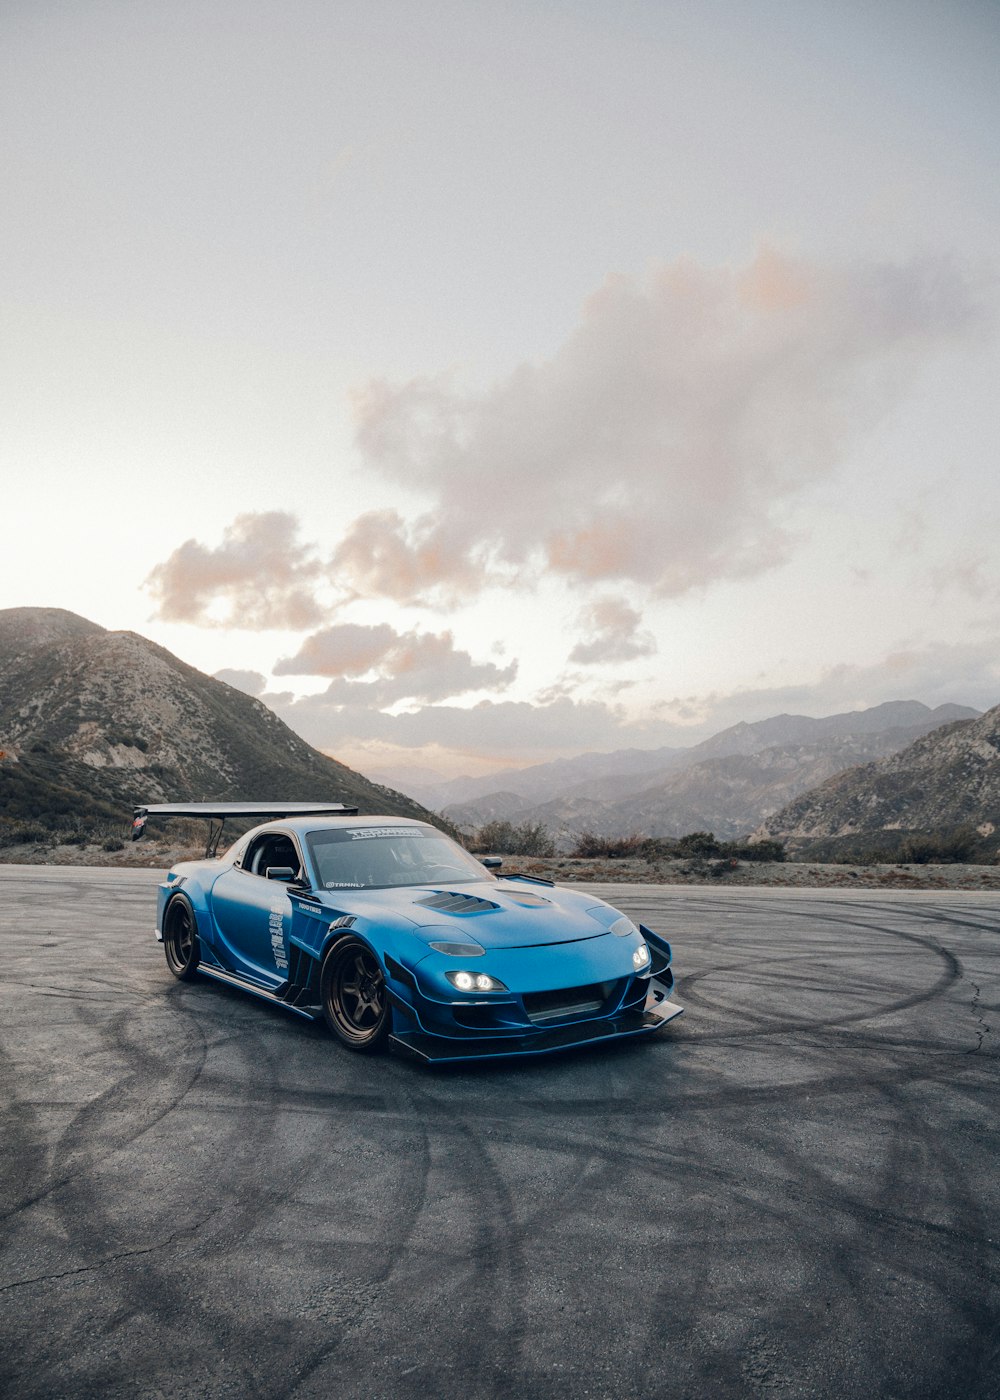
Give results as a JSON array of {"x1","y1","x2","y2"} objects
[{"x1": 3, "y1": 838, "x2": 1000, "y2": 890}]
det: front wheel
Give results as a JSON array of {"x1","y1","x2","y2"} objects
[
  {"x1": 163, "y1": 896, "x2": 200, "y2": 981},
  {"x1": 320, "y1": 936, "x2": 391, "y2": 1053}
]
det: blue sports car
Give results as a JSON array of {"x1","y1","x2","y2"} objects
[{"x1": 136, "y1": 803, "x2": 683, "y2": 1065}]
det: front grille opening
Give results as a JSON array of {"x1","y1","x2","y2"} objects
[{"x1": 522, "y1": 981, "x2": 616, "y2": 1025}]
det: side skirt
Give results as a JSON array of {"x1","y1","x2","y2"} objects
[{"x1": 196, "y1": 965, "x2": 322, "y2": 1022}]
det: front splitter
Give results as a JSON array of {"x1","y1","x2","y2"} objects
[{"x1": 389, "y1": 1000, "x2": 683, "y2": 1065}]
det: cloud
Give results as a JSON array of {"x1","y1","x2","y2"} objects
[
  {"x1": 339, "y1": 247, "x2": 979, "y2": 602},
  {"x1": 653, "y1": 638, "x2": 1000, "y2": 733},
  {"x1": 263, "y1": 634, "x2": 998, "y2": 770},
  {"x1": 146, "y1": 512, "x2": 324, "y2": 629},
  {"x1": 275, "y1": 623, "x2": 399, "y2": 677},
  {"x1": 265, "y1": 690, "x2": 644, "y2": 756},
  {"x1": 274, "y1": 622, "x2": 517, "y2": 704},
  {"x1": 928, "y1": 556, "x2": 996, "y2": 602},
  {"x1": 330, "y1": 509, "x2": 487, "y2": 605},
  {"x1": 214, "y1": 668, "x2": 267, "y2": 696},
  {"x1": 143, "y1": 249, "x2": 981, "y2": 633},
  {"x1": 569, "y1": 595, "x2": 657, "y2": 665}
]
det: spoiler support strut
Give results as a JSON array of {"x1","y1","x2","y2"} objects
[{"x1": 131, "y1": 802, "x2": 361, "y2": 858}]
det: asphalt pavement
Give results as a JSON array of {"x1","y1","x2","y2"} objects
[{"x1": 0, "y1": 866, "x2": 997, "y2": 1399}]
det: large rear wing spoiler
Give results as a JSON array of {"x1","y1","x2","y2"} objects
[{"x1": 131, "y1": 802, "x2": 360, "y2": 857}]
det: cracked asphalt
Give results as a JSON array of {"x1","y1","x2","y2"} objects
[{"x1": 0, "y1": 866, "x2": 997, "y2": 1399}]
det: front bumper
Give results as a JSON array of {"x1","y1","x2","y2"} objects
[{"x1": 389, "y1": 967, "x2": 683, "y2": 1065}]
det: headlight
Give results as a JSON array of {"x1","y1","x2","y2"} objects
[
  {"x1": 632, "y1": 942, "x2": 650, "y2": 970},
  {"x1": 611, "y1": 916, "x2": 638, "y2": 938},
  {"x1": 446, "y1": 970, "x2": 509, "y2": 993}
]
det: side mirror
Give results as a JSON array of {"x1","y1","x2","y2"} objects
[
  {"x1": 481, "y1": 856, "x2": 502, "y2": 869},
  {"x1": 265, "y1": 866, "x2": 296, "y2": 882}
]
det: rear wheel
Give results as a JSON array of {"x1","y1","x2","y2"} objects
[
  {"x1": 163, "y1": 896, "x2": 200, "y2": 981},
  {"x1": 321, "y1": 936, "x2": 391, "y2": 1053}
]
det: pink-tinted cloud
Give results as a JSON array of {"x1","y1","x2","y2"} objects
[
  {"x1": 146, "y1": 512, "x2": 323, "y2": 629},
  {"x1": 569, "y1": 595, "x2": 656, "y2": 665},
  {"x1": 274, "y1": 622, "x2": 516, "y2": 704},
  {"x1": 338, "y1": 248, "x2": 979, "y2": 601},
  {"x1": 275, "y1": 622, "x2": 399, "y2": 677},
  {"x1": 331, "y1": 509, "x2": 487, "y2": 604},
  {"x1": 143, "y1": 249, "x2": 981, "y2": 631}
]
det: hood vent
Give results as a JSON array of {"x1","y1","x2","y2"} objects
[
  {"x1": 505, "y1": 892, "x2": 552, "y2": 908},
  {"x1": 415, "y1": 891, "x2": 500, "y2": 916}
]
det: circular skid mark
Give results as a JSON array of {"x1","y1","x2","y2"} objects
[
  {"x1": 1, "y1": 871, "x2": 999, "y2": 1400},
  {"x1": 0, "y1": 994, "x2": 208, "y2": 1225},
  {"x1": 634, "y1": 897, "x2": 966, "y2": 1036}
]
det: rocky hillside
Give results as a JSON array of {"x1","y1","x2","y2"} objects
[
  {"x1": 0, "y1": 608, "x2": 436, "y2": 836},
  {"x1": 755, "y1": 704, "x2": 1000, "y2": 854},
  {"x1": 444, "y1": 703, "x2": 979, "y2": 846}
]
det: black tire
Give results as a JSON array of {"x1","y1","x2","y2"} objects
[
  {"x1": 320, "y1": 936, "x2": 391, "y2": 1053},
  {"x1": 163, "y1": 895, "x2": 201, "y2": 981}
]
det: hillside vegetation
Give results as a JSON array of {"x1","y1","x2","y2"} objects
[
  {"x1": 0, "y1": 607, "x2": 437, "y2": 846},
  {"x1": 755, "y1": 703, "x2": 1000, "y2": 859}
]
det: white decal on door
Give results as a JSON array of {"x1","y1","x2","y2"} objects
[{"x1": 269, "y1": 899, "x2": 288, "y2": 972}]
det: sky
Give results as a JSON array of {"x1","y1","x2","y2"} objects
[{"x1": 2, "y1": 0, "x2": 999, "y2": 784}]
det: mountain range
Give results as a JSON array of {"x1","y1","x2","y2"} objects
[
  {"x1": 2, "y1": 606, "x2": 993, "y2": 859},
  {"x1": 435, "y1": 702, "x2": 980, "y2": 847},
  {"x1": 756, "y1": 703, "x2": 1000, "y2": 855},
  {"x1": 0, "y1": 608, "x2": 438, "y2": 838}
]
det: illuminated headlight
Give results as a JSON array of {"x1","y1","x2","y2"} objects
[
  {"x1": 632, "y1": 942, "x2": 651, "y2": 970},
  {"x1": 446, "y1": 970, "x2": 509, "y2": 993}
]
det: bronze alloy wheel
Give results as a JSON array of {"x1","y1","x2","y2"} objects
[
  {"x1": 321, "y1": 936, "x2": 391, "y2": 1052},
  {"x1": 163, "y1": 896, "x2": 200, "y2": 981}
]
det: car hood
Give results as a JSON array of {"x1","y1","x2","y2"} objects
[{"x1": 317, "y1": 879, "x2": 611, "y2": 950}]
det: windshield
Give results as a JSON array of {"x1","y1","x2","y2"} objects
[{"x1": 306, "y1": 824, "x2": 491, "y2": 890}]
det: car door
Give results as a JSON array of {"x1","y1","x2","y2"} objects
[{"x1": 209, "y1": 829, "x2": 301, "y2": 986}]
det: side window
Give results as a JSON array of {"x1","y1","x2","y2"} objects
[{"x1": 244, "y1": 832, "x2": 302, "y2": 879}]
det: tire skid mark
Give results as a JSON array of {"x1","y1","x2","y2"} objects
[
  {"x1": 391, "y1": 1083, "x2": 528, "y2": 1395},
  {"x1": 417, "y1": 1039, "x2": 996, "y2": 1143},
  {"x1": 625, "y1": 1078, "x2": 985, "y2": 1396},
  {"x1": 0, "y1": 988, "x2": 208, "y2": 1223},
  {"x1": 282, "y1": 1068, "x2": 433, "y2": 1399},
  {"x1": 0, "y1": 1039, "x2": 48, "y2": 1220},
  {"x1": 671, "y1": 910, "x2": 965, "y2": 1042},
  {"x1": 285, "y1": 1072, "x2": 533, "y2": 1400},
  {"x1": 407, "y1": 1105, "x2": 529, "y2": 1397},
  {"x1": 3, "y1": 872, "x2": 998, "y2": 1400},
  {"x1": 33, "y1": 1005, "x2": 315, "y2": 1398}
]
